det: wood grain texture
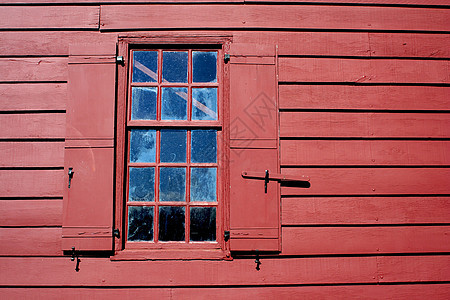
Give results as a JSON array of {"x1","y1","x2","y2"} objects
[
  {"x1": 279, "y1": 85, "x2": 450, "y2": 111},
  {"x1": 0, "y1": 6, "x2": 99, "y2": 29},
  {"x1": 280, "y1": 140, "x2": 450, "y2": 166},
  {"x1": 0, "y1": 84, "x2": 66, "y2": 111},
  {"x1": 0, "y1": 114, "x2": 65, "y2": 139},
  {"x1": 282, "y1": 197, "x2": 450, "y2": 225},
  {"x1": 279, "y1": 58, "x2": 450, "y2": 83},
  {"x1": 100, "y1": 5, "x2": 450, "y2": 31},
  {"x1": 282, "y1": 226, "x2": 450, "y2": 255},
  {"x1": 0, "y1": 170, "x2": 63, "y2": 197},
  {"x1": 0, "y1": 58, "x2": 67, "y2": 82},
  {"x1": 0, "y1": 228, "x2": 61, "y2": 256},
  {"x1": 280, "y1": 112, "x2": 450, "y2": 138},
  {"x1": 0, "y1": 142, "x2": 64, "y2": 167},
  {"x1": 281, "y1": 168, "x2": 450, "y2": 195},
  {"x1": 0, "y1": 200, "x2": 62, "y2": 227}
]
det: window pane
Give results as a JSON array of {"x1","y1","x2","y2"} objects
[
  {"x1": 131, "y1": 87, "x2": 157, "y2": 120},
  {"x1": 160, "y1": 129, "x2": 186, "y2": 163},
  {"x1": 193, "y1": 51, "x2": 217, "y2": 83},
  {"x1": 191, "y1": 130, "x2": 217, "y2": 163},
  {"x1": 128, "y1": 206, "x2": 154, "y2": 241},
  {"x1": 162, "y1": 51, "x2": 188, "y2": 83},
  {"x1": 159, "y1": 206, "x2": 185, "y2": 241},
  {"x1": 133, "y1": 51, "x2": 158, "y2": 83},
  {"x1": 128, "y1": 167, "x2": 155, "y2": 202},
  {"x1": 130, "y1": 129, "x2": 156, "y2": 163},
  {"x1": 192, "y1": 88, "x2": 217, "y2": 121},
  {"x1": 161, "y1": 87, "x2": 188, "y2": 120},
  {"x1": 190, "y1": 168, "x2": 216, "y2": 202},
  {"x1": 190, "y1": 207, "x2": 216, "y2": 242},
  {"x1": 159, "y1": 167, "x2": 186, "y2": 202}
]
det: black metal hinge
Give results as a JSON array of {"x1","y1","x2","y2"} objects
[{"x1": 224, "y1": 230, "x2": 230, "y2": 242}]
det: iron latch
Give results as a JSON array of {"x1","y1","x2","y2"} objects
[
  {"x1": 68, "y1": 168, "x2": 74, "y2": 188},
  {"x1": 242, "y1": 170, "x2": 310, "y2": 193}
]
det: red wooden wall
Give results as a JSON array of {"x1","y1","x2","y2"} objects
[{"x1": 0, "y1": 0, "x2": 449, "y2": 299}]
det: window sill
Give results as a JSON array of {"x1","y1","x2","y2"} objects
[{"x1": 111, "y1": 249, "x2": 231, "y2": 261}]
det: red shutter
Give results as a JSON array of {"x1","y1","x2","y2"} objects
[
  {"x1": 228, "y1": 44, "x2": 280, "y2": 252},
  {"x1": 62, "y1": 43, "x2": 116, "y2": 251}
]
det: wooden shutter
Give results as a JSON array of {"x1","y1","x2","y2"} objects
[
  {"x1": 62, "y1": 43, "x2": 116, "y2": 251},
  {"x1": 228, "y1": 44, "x2": 280, "y2": 252}
]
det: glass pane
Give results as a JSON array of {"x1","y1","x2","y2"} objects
[
  {"x1": 192, "y1": 88, "x2": 217, "y2": 121},
  {"x1": 162, "y1": 51, "x2": 188, "y2": 83},
  {"x1": 159, "y1": 206, "x2": 185, "y2": 241},
  {"x1": 160, "y1": 129, "x2": 186, "y2": 163},
  {"x1": 190, "y1": 207, "x2": 216, "y2": 242},
  {"x1": 130, "y1": 129, "x2": 156, "y2": 163},
  {"x1": 190, "y1": 168, "x2": 217, "y2": 202},
  {"x1": 132, "y1": 51, "x2": 158, "y2": 83},
  {"x1": 128, "y1": 167, "x2": 155, "y2": 202},
  {"x1": 131, "y1": 87, "x2": 157, "y2": 120},
  {"x1": 161, "y1": 87, "x2": 188, "y2": 120},
  {"x1": 193, "y1": 51, "x2": 217, "y2": 83},
  {"x1": 128, "y1": 206, "x2": 154, "y2": 241},
  {"x1": 159, "y1": 167, "x2": 186, "y2": 202},
  {"x1": 191, "y1": 130, "x2": 217, "y2": 163}
]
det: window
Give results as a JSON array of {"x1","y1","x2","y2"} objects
[{"x1": 124, "y1": 47, "x2": 223, "y2": 249}]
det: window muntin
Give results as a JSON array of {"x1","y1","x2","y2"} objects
[{"x1": 125, "y1": 48, "x2": 221, "y2": 247}]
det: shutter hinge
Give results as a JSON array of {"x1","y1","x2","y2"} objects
[
  {"x1": 113, "y1": 229, "x2": 120, "y2": 239},
  {"x1": 224, "y1": 54, "x2": 230, "y2": 64},
  {"x1": 116, "y1": 56, "x2": 124, "y2": 65},
  {"x1": 224, "y1": 230, "x2": 230, "y2": 242},
  {"x1": 70, "y1": 247, "x2": 81, "y2": 272}
]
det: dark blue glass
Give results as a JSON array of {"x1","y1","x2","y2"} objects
[
  {"x1": 132, "y1": 51, "x2": 158, "y2": 83},
  {"x1": 192, "y1": 88, "x2": 217, "y2": 121},
  {"x1": 162, "y1": 51, "x2": 188, "y2": 83},
  {"x1": 191, "y1": 130, "x2": 217, "y2": 163},
  {"x1": 161, "y1": 87, "x2": 188, "y2": 120},
  {"x1": 160, "y1": 129, "x2": 186, "y2": 163},
  {"x1": 193, "y1": 51, "x2": 217, "y2": 83},
  {"x1": 131, "y1": 87, "x2": 157, "y2": 120},
  {"x1": 159, "y1": 206, "x2": 185, "y2": 242},
  {"x1": 159, "y1": 167, "x2": 186, "y2": 202},
  {"x1": 190, "y1": 168, "x2": 217, "y2": 202},
  {"x1": 129, "y1": 129, "x2": 156, "y2": 163},
  {"x1": 190, "y1": 207, "x2": 216, "y2": 242},
  {"x1": 128, "y1": 206, "x2": 154, "y2": 241},
  {"x1": 128, "y1": 167, "x2": 155, "y2": 202}
]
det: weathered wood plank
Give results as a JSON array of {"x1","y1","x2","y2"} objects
[
  {"x1": 0, "y1": 114, "x2": 65, "y2": 139},
  {"x1": 281, "y1": 168, "x2": 450, "y2": 196},
  {"x1": 0, "y1": 228, "x2": 61, "y2": 256},
  {"x1": 0, "y1": 58, "x2": 67, "y2": 82},
  {"x1": 279, "y1": 85, "x2": 450, "y2": 111},
  {"x1": 100, "y1": 5, "x2": 450, "y2": 31},
  {"x1": 0, "y1": 0, "x2": 448, "y2": 4},
  {"x1": 246, "y1": 0, "x2": 450, "y2": 4},
  {"x1": 279, "y1": 58, "x2": 450, "y2": 83},
  {"x1": 0, "y1": 6, "x2": 99, "y2": 29},
  {"x1": 0, "y1": 170, "x2": 63, "y2": 197},
  {"x1": 0, "y1": 84, "x2": 66, "y2": 111},
  {"x1": 0, "y1": 142, "x2": 64, "y2": 167},
  {"x1": 0, "y1": 200, "x2": 62, "y2": 227},
  {"x1": 282, "y1": 226, "x2": 450, "y2": 255},
  {"x1": 282, "y1": 197, "x2": 450, "y2": 225},
  {"x1": 280, "y1": 140, "x2": 450, "y2": 166},
  {"x1": 279, "y1": 112, "x2": 450, "y2": 138}
]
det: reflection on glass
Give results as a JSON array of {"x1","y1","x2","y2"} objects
[
  {"x1": 133, "y1": 51, "x2": 158, "y2": 83},
  {"x1": 131, "y1": 87, "x2": 157, "y2": 120},
  {"x1": 191, "y1": 130, "x2": 217, "y2": 163},
  {"x1": 192, "y1": 88, "x2": 217, "y2": 120},
  {"x1": 159, "y1": 167, "x2": 186, "y2": 202},
  {"x1": 160, "y1": 130, "x2": 186, "y2": 163},
  {"x1": 193, "y1": 51, "x2": 217, "y2": 83},
  {"x1": 159, "y1": 206, "x2": 185, "y2": 241},
  {"x1": 161, "y1": 87, "x2": 188, "y2": 120},
  {"x1": 190, "y1": 207, "x2": 216, "y2": 242},
  {"x1": 130, "y1": 129, "x2": 156, "y2": 163},
  {"x1": 190, "y1": 168, "x2": 217, "y2": 202},
  {"x1": 128, "y1": 167, "x2": 155, "y2": 202},
  {"x1": 128, "y1": 206, "x2": 154, "y2": 241},
  {"x1": 162, "y1": 51, "x2": 188, "y2": 83}
]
